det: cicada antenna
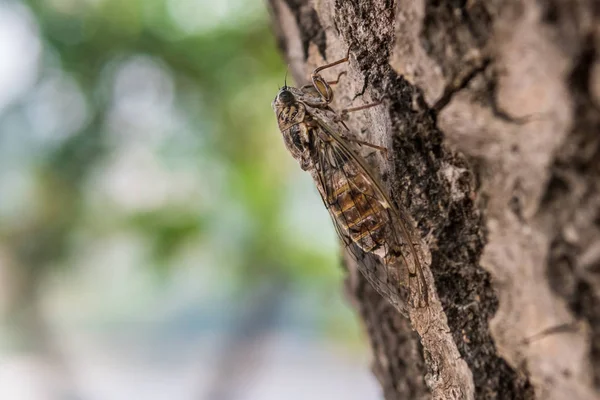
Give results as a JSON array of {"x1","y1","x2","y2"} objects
[{"x1": 283, "y1": 65, "x2": 290, "y2": 89}]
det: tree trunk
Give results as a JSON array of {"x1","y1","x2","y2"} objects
[{"x1": 268, "y1": 1, "x2": 600, "y2": 399}]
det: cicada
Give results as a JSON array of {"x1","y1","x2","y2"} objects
[{"x1": 272, "y1": 52, "x2": 428, "y2": 312}]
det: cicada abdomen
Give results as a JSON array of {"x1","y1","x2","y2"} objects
[
  {"x1": 321, "y1": 158, "x2": 389, "y2": 256},
  {"x1": 312, "y1": 144, "x2": 424, "y2": 309}
]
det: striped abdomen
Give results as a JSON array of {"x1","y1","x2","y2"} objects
[{"x1": 326, "y1": 165, "x2": 390, "y2": 256}]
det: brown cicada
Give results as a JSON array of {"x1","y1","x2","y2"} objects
[{"x1": 272, "y1": 52, "x2": 428, "y2": 313}]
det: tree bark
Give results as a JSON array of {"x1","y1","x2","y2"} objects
[{"x1": 268, "y1": 1, "x2": 600, "y2": 399}]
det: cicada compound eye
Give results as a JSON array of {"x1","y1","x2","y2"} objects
[{"x1": 278, "y1": 90, "x2": 294, "y2": 105}]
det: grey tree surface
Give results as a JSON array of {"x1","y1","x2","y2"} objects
[{"x1": 268, "y1": 1, "x2": 600, "y2": 399}]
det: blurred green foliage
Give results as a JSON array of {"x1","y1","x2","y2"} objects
[
  {"x1": 0, "y1": 0, "x2": 347, "y2": 324},
  {"x1": 0, "y1": 1, "x2": 376, "y2": 362}
]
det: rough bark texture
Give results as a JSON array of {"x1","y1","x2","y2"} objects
[{"x1": 268, "y1": 1, "x2": 600, "y2": 399}]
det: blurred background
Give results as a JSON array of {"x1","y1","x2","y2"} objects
[{"x1": 0, "y1": 0, "x2": 379, "y2": 399}]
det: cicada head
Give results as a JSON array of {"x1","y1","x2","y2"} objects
[
  {"x1": 272, "y1": 87, "x2": 307, "y2": 130},
  {"x1": 273, "y1": 87, "x2": 295, "y2": 107}
]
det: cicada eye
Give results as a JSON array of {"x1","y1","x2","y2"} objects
[{"x1": 278, "y1": 90, "x2": 294, "y2": 104}]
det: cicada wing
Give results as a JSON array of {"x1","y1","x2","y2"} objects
[
  {"x1": 350, "y1": 245, "x2": 411, "y2": 317},
  {"x1": 310, "y1": 121, "x2": 428, "y2": 308}
]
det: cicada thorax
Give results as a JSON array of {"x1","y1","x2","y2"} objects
[
  {"x1": 276, "y1": 100, "x2": 306, "y2": 131},
  {"x1": 276, "y1": 102, "x2": 315, "y2": 170}
]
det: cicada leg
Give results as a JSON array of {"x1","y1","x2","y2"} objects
[
  {"x1": 301, "y1": 71, "x2": 347, "y2": 92},
  {"x1": 312, "y1": 47, "x2": 351, "y2": 75},
  {"x1": 326, "y1": 71, "x2": 347, "y2": 86},
  {"x1": 309, "y1": 48, "x2": 351, "y2": 104},
  {"x1": 340, "y1": 101, "x2": 382, "y2": 118},
  {"x1": 336, "y1": 99, "x2": 382, "y2": 126},
  {"x1": 341, "y1": 135, "x2": 388, "y2": 158},
  {"x1": 336, "y1": 100, "x2": 388, "y2": 157}
]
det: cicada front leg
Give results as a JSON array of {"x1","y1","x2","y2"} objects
[
  {"x1": 326, "y1": 71, "x2": 347, "y2": 86},
  {"x1": 300, "y1": 48, "x2": 351, "y2": 107},
  {"x1": 307, "y1": 50, "x2": 388, "y2": 157},
  {"x1": 310, "y1": 53, "x2": 350, "y2": 103},
  {"x1": 301, "y1": 71, "x2": 346, "y2": 92}
]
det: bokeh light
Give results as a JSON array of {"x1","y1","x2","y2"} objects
[{"x1": 0, "y1": 1, "x2": 379, "y2": 399}]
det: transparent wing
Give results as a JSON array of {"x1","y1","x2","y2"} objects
[{"x1": 310, "y1": 118, "x2": 428, "y2": 308}]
